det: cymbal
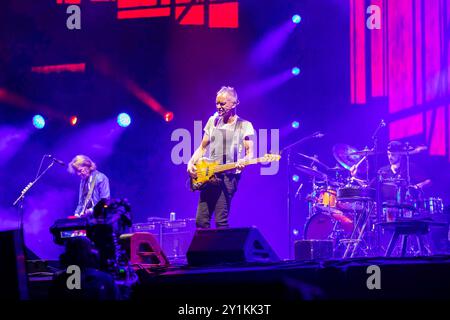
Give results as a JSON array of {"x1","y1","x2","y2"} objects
[
  {"x1": 327, "y1": 165, "x2": 347, "y2": 172},
  {"x1": 394, "y1": 145, "x2": 428, "y2": 156},
  {"x1": 297, "y1": 152, "x2": 330, "y2": 169},
  {"x1": 349, "y1": 148, "x2": 380, "y2": 156},
  {"x1": 295, "y1": 164, "x2": 328, "y2": 180},
  {"x1": 332, "y1": 144, "x2": 362, "y2": 170}
]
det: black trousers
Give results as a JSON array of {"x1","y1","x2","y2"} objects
[{"x1": 196, "y1": 173, "x2": 240, "y2": 228}]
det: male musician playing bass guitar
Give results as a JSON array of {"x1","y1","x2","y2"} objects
[{"x1": 187, "y1": 86, "x2": 255, "y2": 228}]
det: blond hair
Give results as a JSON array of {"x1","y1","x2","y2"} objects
[{"x1": 68, "y1": 155, "x2": 97, "y2": 174}]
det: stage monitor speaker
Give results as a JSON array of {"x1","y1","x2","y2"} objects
[
  {"x1": 0, "y1": 229, "x2": 29, "y2": 300},
  {"x1": 120, "y1": 232, "x2": 170, "y2": 268},
  {"x1": 186, "y1": 227, "x2": 279, "y2": 266}
]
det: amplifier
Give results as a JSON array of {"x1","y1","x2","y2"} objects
[
  {"x1": 131, "y1": 221, "x2": 163, "y2": 245},
  {"x1": 294, "y1": 240, "x2": 334, "y2": 261},
  {"x1": 162, "y1": 219, "x2": 196, "y2": 261},
  {"x1": 132, "y1": 222, "x2": 162, "y2": 233},
  {"x1": 131, "y1": 218, "x2": 196, "y2": 262}
]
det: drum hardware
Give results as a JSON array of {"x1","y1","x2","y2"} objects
[
  {"x1": 327, "y1": 165, "x2": 349, "y2": 186},
  {"x1": 342, "y1": 200, "x2": 376, "y2": 258},
  {"x1": 297, "y1": 152, "x2": 330, "y2": 170},
  {"x1": 332, "y1": 143, "x2": 372, "y2": 184},
  {"x1": 297, "y1": 130, "x2": 440, "y2": 258},
  {"x1": 414, "y1": 197, "x2": 444, "y2": 215},
  {"x1": 296, "y1": 162, "x2": 333, "y2": 220},
  {"x1": 332, "y1": 144, "x2": 362, "y2": 171},
  {"x1": 348, "y1": 147, "x2": 380, "y2": 156},
  {"x1": 327, "y1": 165, "x2": 347, "y2": 172},
  {"x1": 337, "y1": 186, "x2": 376, "y2": 200},
  {"x1": 316, "y1": 187, "x2": 337, "y2": 208},
  {"x1": 395, "y1": 145, "x2": 428, "y2": 156},
  {"x1": 295, "y1": 164, "x2": 328, "y2": 181},
  {"x1": 381, "y1": 202, "x2": 417, "y2": 222},
  {"x1": 282, "y1": 132, "x2": 326, "y2": 259},
  {"x1": 303, "y1": 212, "x2": 336, "y2": 241}
]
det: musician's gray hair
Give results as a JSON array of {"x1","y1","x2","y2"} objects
[{"x1": 217, "y1": 86, "x2": 239, "y2": 105}]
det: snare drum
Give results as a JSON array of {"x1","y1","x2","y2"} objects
[{"x1": 415, "y1": 197, "x2": 444, "y2": 215}]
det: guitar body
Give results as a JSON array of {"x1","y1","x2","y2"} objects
[
  {"x1": 189, "y1": 154, "x2": 281, "y2": 191},
  {"x1": 190, "y1": 158, "x2": 220, "y2": 191}
]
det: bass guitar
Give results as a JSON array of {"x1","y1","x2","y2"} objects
[{"x1": 189, "y1": 153, "x2": 281, "y2": 191}]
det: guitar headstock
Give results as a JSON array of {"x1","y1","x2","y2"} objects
[{"x1": 262, "y1": 153, "x2": 281, "y2": 162}]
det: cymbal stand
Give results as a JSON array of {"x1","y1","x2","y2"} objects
[
  {"x1": 372, "y1": 120, "x2": 385, "y2": 256},
  {"x1": 281, "y1": 132, "x2": 323, "y2": 259},
  {"x1": 308, "y1": 157, "x2": 326, "y2": 218},
  {"x1": 404, "y1": 142, "x2": 412, "y2": 186}
]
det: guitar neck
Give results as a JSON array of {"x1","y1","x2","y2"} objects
[{"x1": 214, "y1": 157, "x2": 266, "y2": 173}]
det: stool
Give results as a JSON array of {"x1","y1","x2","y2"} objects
[{"x1": 379, "y1": 221, "x2": 431, "y2": 257}]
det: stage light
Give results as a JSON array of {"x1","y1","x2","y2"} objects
[
  {"x1": 70, "y1": 116, "x2": 78, "y2": 126},
  {"x1": 117, "y1": 113, "x2": 131, "y2": 127},
  {"x1": 292, "y1": 174, "x2": 299, "y2": 182},
  {"x1": 292, "y1": 14, "x2": 302, "y2": 24},
  {"x1": 292, "y1": 121, "x2": 300, "y2": 129},
  {"x1": 292, "y1": 229, "x2": 299, "y2": 236},
  {"x1": 32, "y1": 115, "x2": 45, "y2": 129},
  {"x1": 291, "y1": 67, "x2": 300, "y2": 76},
  {"x1": 164, "y1": 112, "x2": 174, "y2": 122}
]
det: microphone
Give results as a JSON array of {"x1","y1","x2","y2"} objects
[
  {"x1": 295, "y1": 183, "x2": 303, "y2": 198},
  {"x1": 45, "y1": 155, "x2": 66, "y2": 166},
  {"x1": 372, "y1": 119, "x2": 386, "y2": 139}
]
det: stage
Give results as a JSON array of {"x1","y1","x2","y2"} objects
[
  {"x1": 27, "y1": 255, "x2": 450, "y2": 300},
  {"x1": 3, "y1": 0, "x2": 450, "y2": 303}
]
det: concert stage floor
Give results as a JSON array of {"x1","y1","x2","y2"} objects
[
  {"x1": 126, "y1": 257, "x2": 450, "y2": 300},
  {"x1": 34, "y1": 255, "x2": 443, "y2": 300}
]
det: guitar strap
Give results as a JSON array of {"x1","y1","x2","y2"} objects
[
  {"x1": 234, "y1": 117, "x2": 244, "y2": 161},
  {"x1": 80, "y1": 172, "x2": 98, "y2": 216},
  {"x1": 212, "y1": 116, "x2": 244, "y2": 174}
]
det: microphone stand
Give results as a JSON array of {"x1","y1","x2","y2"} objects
[
  {"x1": 280, "y1": 132, "x2": 323, "y2": 259},
  {"x1": 13, "y1": 160, "x2": 56, "y2": 242}
]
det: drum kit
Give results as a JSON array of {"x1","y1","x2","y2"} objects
[{"x1": 296, "y1": 143, "x2": 444, "y2": 258}]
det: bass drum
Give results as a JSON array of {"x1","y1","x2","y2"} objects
[{"x1": 304, "y1": 213, "x2": 335, "y2": 240}]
